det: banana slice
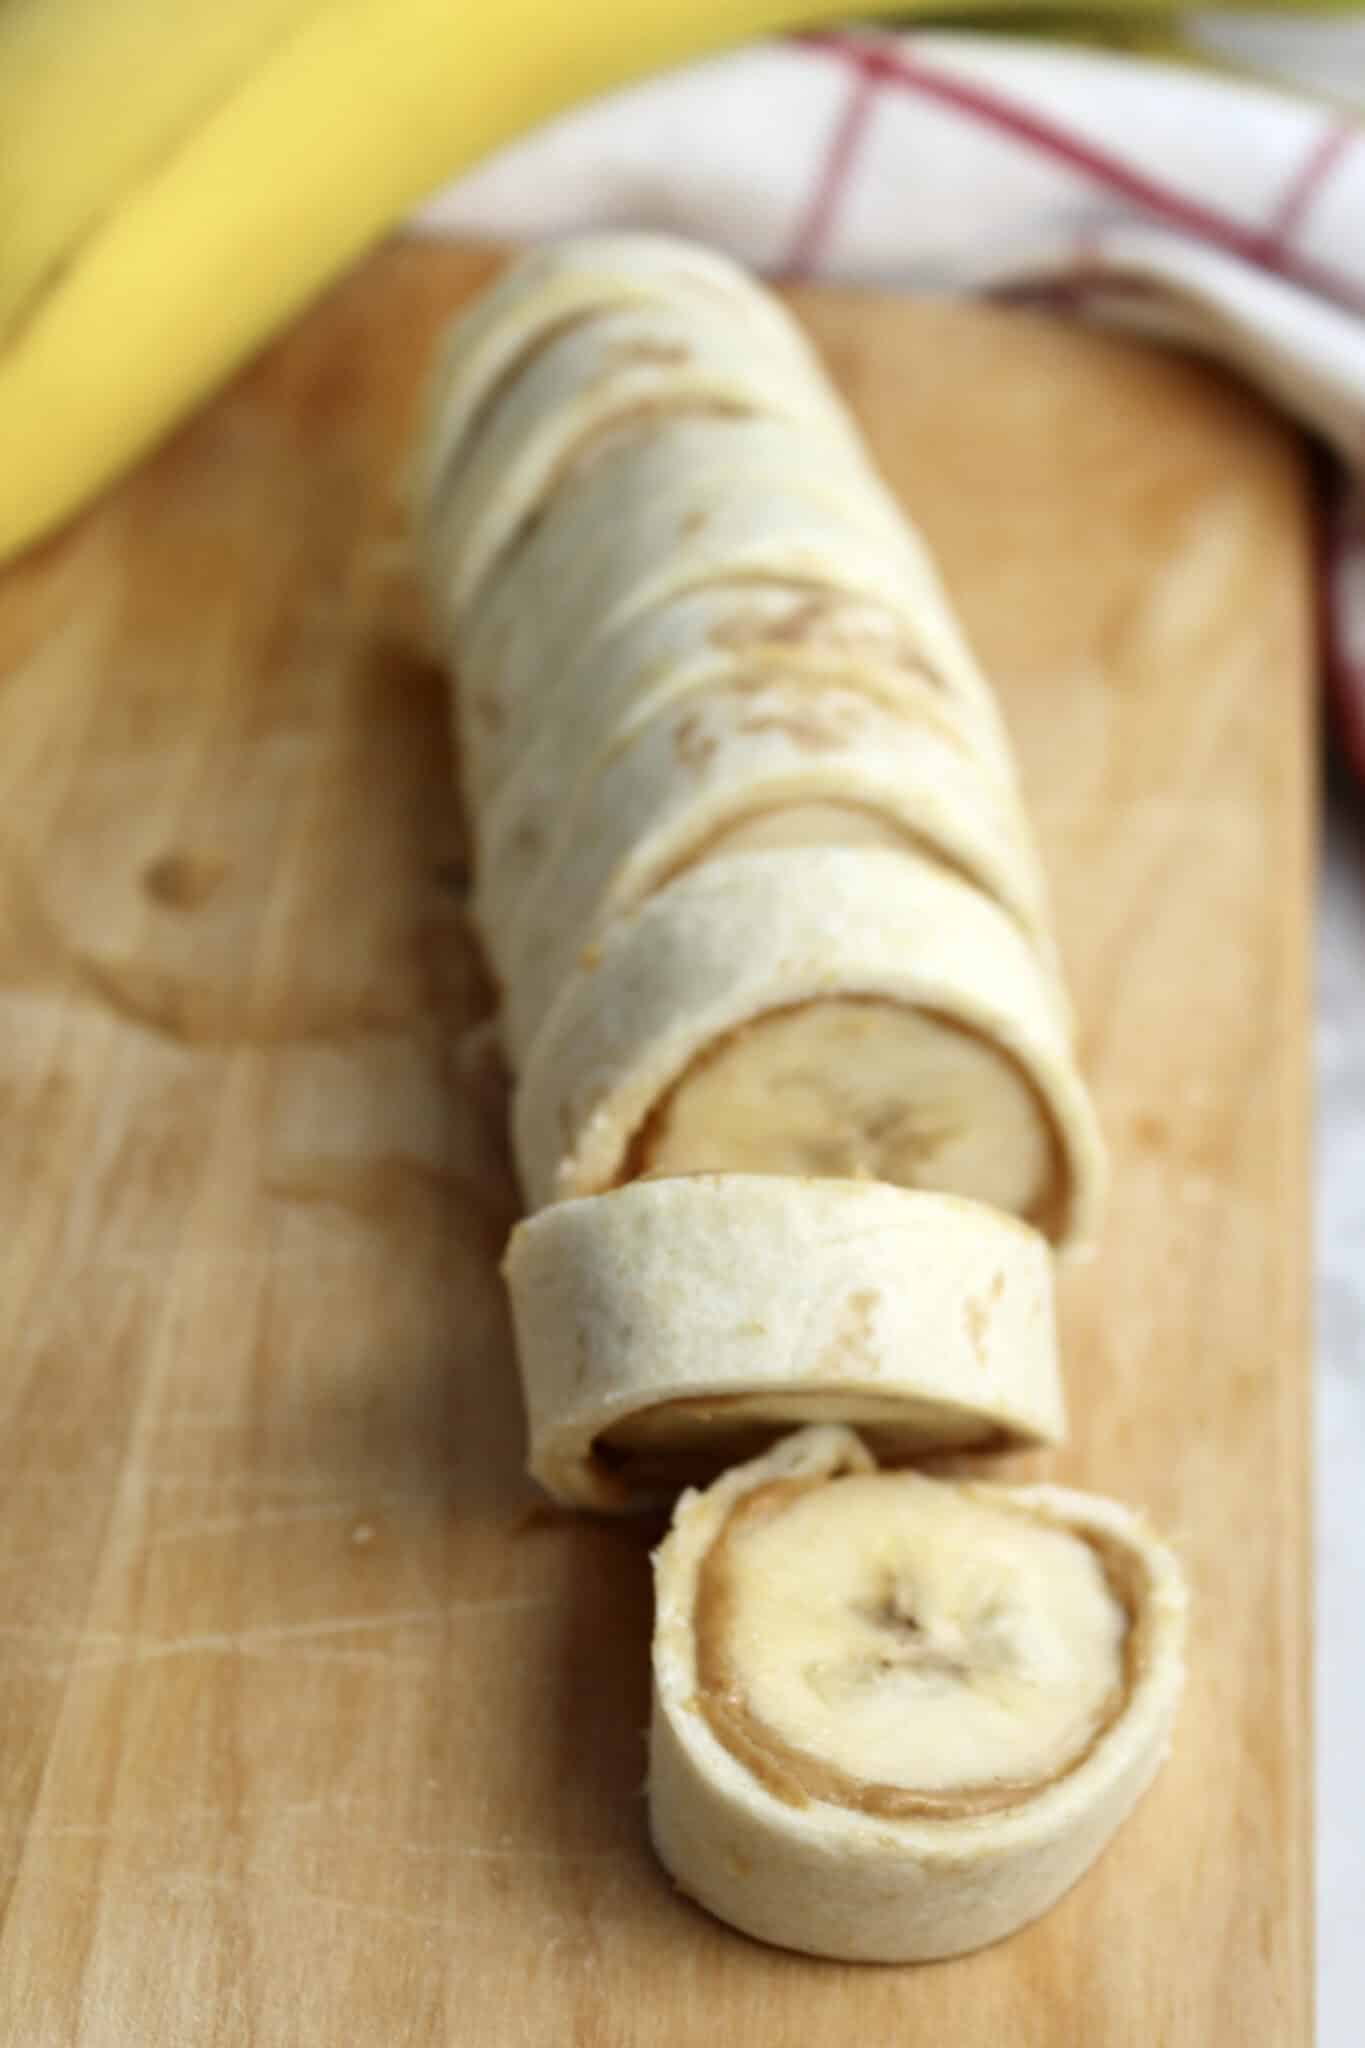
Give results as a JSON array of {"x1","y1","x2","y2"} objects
[
  {"x1": 649, "y1": 1425, "x2": 1188, "y2": 1961},
  {"x1": 512, "y1": 847, "x2": 1104, "y2": 1247},
  {"x1": 492, "y1": 679, "x2": 1049, "y2": 1053},
  {"x1": 503, "y1": 1177, "x2": 1064, "y2": 1511},
  {"x1": 637, "y1": 998, "x2": 1060, "y2": 1217}
]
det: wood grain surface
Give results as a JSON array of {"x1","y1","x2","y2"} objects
[{"x1": 0, "y1": 240, "x2": 1314, "y2": 2045}]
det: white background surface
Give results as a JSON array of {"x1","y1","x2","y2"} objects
[{"x1": 1316, "y1": 793, "x2": 1365, "y2": 2043}]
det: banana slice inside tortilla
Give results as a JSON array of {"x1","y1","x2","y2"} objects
[
  {"x1": 649, "y1": 1425, "x2": 1188, "y2": 1961},
  {"x1": 513, "y1": 847, "x2": 1103, "y2": 1248},
  {"x1": 503, "y1": 1176, "x2": 1064, "y2": 1510},
  {"x1": 702, "y1": 1470, "x2": 1124, "y2": 1809},
  {"x1": 635, "y1": 997, "x2": 1058, "y2": 1222}
]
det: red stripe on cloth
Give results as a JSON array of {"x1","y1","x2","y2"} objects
[
  {"x1": 1263, "y1": 122, "x2": 1359, "y2": 250},
  {"x1": 793, "y1": 31, "x2": 1365, "y2": 318},
  {"x1": 783, "y1": 65, "x2": 880, "y2": 278}
]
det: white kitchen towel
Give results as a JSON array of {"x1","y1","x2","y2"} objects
[{"x1": 415, "y1": 27, "x2": 1365, "y2": 771}]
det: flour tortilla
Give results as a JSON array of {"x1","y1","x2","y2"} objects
[
  {"x1": 470, "y1": 574, "x2": 1016, "y2": 947},
  {"x1": 413, "y1": 231, "x2": 833, "y2": 521},
  {"x1": 426, "y1": 302, "x2": 867, "y2": 623},
  {"x1": 452, "y1": 419, "x2": 1007, "y2": 792},
  {"x1": 503, "y1": 1176, "x2": 1064, "y2": 1511},
  {"x1": 490, "y1": 678, "x2": 1050, "y2": 1062}
]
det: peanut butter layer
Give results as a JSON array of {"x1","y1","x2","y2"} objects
[{"x1": 596, "y1": 1384, "x2": 1009, "y2": 1499}]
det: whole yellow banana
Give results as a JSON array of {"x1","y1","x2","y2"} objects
[{"x1": 0, "y1": 0, "x2": 1340, "y2": 564}]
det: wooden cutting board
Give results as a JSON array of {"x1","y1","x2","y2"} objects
[{"x1": 0, "y1": 240, "x2": 1313, "y2": 2045}]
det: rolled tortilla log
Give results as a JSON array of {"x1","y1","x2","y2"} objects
[
  {"x1": 649, "y1": 1424, "x2": 1188, "y2": 1962},
  {"x1": 513, "y1": 846, "x2": 1105, "y2": 1248},
  {"x1": 502, "y1": 1177, "x2": 1064, "y2": 1511},
  {"x1": 490, "y1": 677, "x2": 1051, "y2": 1056},
  {"x1": 425, "y1": 303, "x2": 867, "y2": 624},
  {"x1": 448, "y1": 415, "x2": 1016, "y2": 793},
  {"x1": 470, "y1": 562, "x2": 1022, "y2": 918},
  {"x1": 469, "y1": 611, "x2": 982, "y2": 960},
  {"x1": 412, "y1": 231, "x2": 836, "y2": 523},
  {"x1": 471, "y1": 574, "x2": 1014, "y2": 917}
]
